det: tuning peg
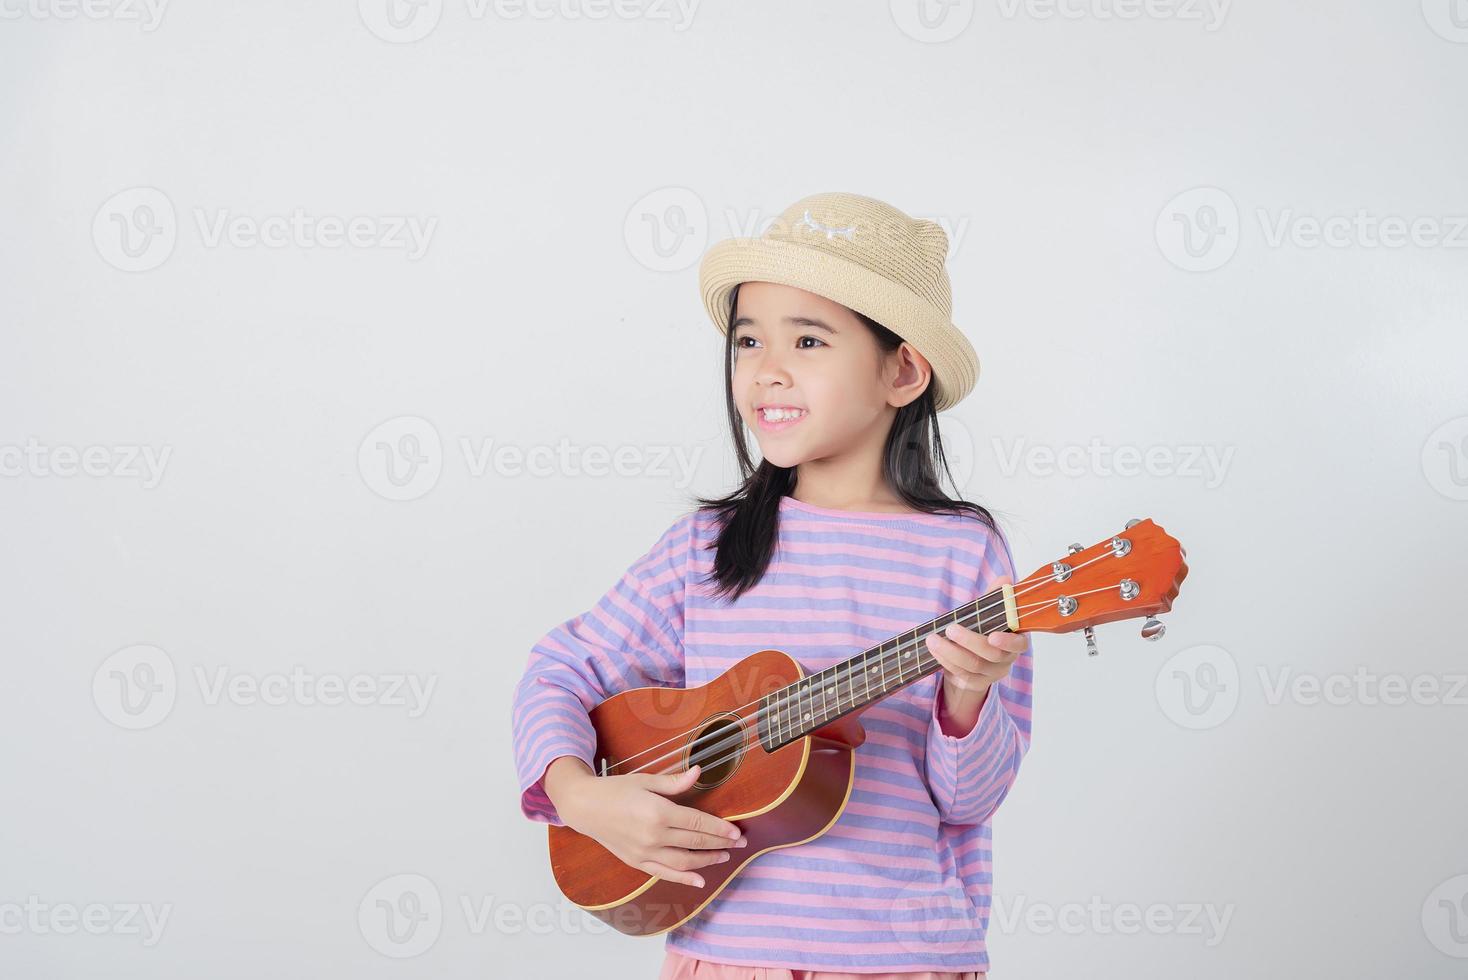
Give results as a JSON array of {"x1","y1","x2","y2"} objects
[
  {"x1": 1083, "y1": 625, "x2": 1099, "y2": 657},
  {"x1": 1067, "y1": 542, "x2": 1083, "y2": 554},
  {"x1": 1125, "y1": 518, "x2": 1142, "y2": 529},
  {"x1": 1141, "y1": 617, "x2": 1166, "y2": 641}
]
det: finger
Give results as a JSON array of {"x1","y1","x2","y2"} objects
[
  {"x1": 945, "y1": 623, "x2": 1011, "y2": 663},
  {"x1": 925, "y1": 639, "x2": 993, "y2": 692},
  {"x1": 666, "y1": 804, "x2": 743, "y2": 842},
  {"x1": 928, "y1": 629, "x2": 999, "y2": 668},
  {"x1": 986, "y1": 632, "x2": 1029, "y2": 657},
  {"x1": 640, "y1": 859, "x2": 707, "y2": 889},
  {"x1": 924, "y1": 635, "x2": 959, "y2": 675},
  {"x1": 652, "y1": 845, "x2": 732, "y2": 873},
  {"x1": 643, "y1": 763, "x2": 703, "y2": 797},
  {"x1": 664, "y1": 826, "x2": 750, "y2": 851}
]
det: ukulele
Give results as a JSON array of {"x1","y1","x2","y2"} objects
[{"x1": 546, "y1": 517, "x2": 1187, "y2": 937}]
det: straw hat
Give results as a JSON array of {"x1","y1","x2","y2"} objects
[{"x1": 697, "y1": 191, "x2": 979, "y2": 412}]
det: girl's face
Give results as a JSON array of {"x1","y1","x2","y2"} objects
[{"x1": 730, "y1": 281, "x2": 931, "y2": 470}]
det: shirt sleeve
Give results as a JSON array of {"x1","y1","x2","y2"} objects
[
  {"x1": 921, "y1": 523, "x2": 1035, "y2": 827},
  {"x1": 510, "y1": 513, "x2": 691, "y2": 826}
]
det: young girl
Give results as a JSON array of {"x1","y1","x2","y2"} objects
[{"x1": 511, "y1": 192, "x2": 1034, "y2": 979}]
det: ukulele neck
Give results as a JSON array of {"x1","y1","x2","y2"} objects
[{"x1": 756, "y1": 585, "x2": 1016, "y2": 751}]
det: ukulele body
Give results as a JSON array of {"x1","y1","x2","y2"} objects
[{"x1": 546, "y1": 648, "x2": 865, "y2": 937}]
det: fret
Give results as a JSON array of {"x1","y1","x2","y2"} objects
[
  {"x1": 890, "y1": 634, "x2": 906, "y2": 691},
  {"x1": 878, "y1": 638, "x2": 891, "y2": 698},
  {"x1": 857, "y1": 642, "x2": 869, "y2": 704}
]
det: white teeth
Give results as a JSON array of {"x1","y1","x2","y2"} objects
[{"x1": 761, "y1": 408, "x2": 807, "y2": 422}]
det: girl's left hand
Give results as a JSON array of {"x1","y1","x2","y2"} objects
[{"x1": 924, "y1": 575, "x2": 1028, "y2": 698}]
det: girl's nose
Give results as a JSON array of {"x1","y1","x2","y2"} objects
[{"x1": 756, "y1": 355, "x2": 793, "y2": 388}]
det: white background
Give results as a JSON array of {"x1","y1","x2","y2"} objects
[{"x1": 2, "y1": 1, "x2": 1466, "y2": 978}]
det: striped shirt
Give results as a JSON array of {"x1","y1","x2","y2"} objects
[{"x1": 510, "y1": 494, "x2": 1035, "y2": 973}]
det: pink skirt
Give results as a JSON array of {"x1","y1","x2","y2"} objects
[{"x1": 658, "y1": 948, "x2": 983, "y2": 980}]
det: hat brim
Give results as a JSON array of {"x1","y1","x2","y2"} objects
[{"x1": 698, "y1": 237, "x2": 979, "y2": 413}]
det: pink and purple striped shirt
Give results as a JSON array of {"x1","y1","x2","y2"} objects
[{"x1": 510, "y1": 495, "x2": 1035, "y2": 974}]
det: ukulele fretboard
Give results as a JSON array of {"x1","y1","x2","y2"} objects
[{"x1": 755, "y1": 586, "x2": 1012, "y2": 751}]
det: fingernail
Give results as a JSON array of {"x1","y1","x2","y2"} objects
[
  {"x1": 734, "y1": 837, "x2": 748, "y2": 847},
  {"x1": 693, "y1": 877, "x2": 705, "y2": 887},
  {"x1": 718, "y1": 852, "x2": 730, "y2": 862}
]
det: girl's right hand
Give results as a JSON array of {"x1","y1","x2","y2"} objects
[{"x1": 560, "y1": 763, "x2": 748, "y2": 887}]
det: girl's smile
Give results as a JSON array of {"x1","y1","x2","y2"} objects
[{"x1": 754, "y1": 404, "x2": 809, "y2": 432}]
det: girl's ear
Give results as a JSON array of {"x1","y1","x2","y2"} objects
[{"x1": 887, "y1": 341, "x2": 933, "y2": 408}]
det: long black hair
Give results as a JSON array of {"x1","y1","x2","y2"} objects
[{"x1": 692, "y1": 282, "x2": 995, "y2": 603}]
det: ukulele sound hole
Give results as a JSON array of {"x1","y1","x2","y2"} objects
[{"x1": 688, "y1": 715, "x2": 744, "y2": 790}]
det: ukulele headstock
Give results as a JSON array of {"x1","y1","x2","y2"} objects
[{"x1": 1011, "y1": 518, "x2": 1187, "y2": 650}]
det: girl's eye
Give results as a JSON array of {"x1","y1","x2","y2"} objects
[{"x1": 733, "y1": 335, "x2": 826, "y2": 350}]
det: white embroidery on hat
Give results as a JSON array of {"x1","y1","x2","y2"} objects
[{"x1": 797, "y1": 209, "x2": 856, "y2": 241}]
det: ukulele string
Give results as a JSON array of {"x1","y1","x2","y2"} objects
[
  {"x1": 621, "y1": 583, "x2": 1099, "y2": 781},
  {"x1": 642, "y1": 582, "x2": 1126, "y2": 780},
  {"x1": 743, "y1": 540, "x2": 1117, "y2": 734},
  {"x1": 608, "y1": 549, "x2": 1120, "y2": 778},
  {"x1": 605, "y1": 546, "x2": 1123, "y2": 778},
  {"x1": 603, "y1": 574, "x2": 1031, "y2": 778},
  {"x1": 611, "y1": 555, "x2": 1120, "y2": 780}
]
